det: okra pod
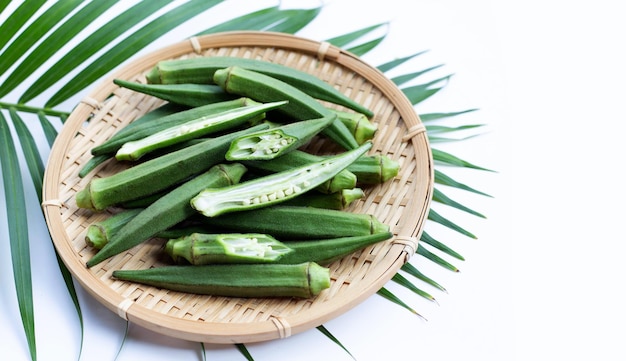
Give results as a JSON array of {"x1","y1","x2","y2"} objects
[
  {"x1": 346, "y1": 154, "x2": 400, "y2": 184},
  {"x1": 197, "y1": 205, "x2": 389, "y2": 240},
  {"x1": 213, "y1": 66, "x2": 359, "y2": 150},
  {"x1": 76, "y1": 123, "x2": 268, "y2": 211},
  {"x1": 165, "y1": 233, "x2": 292, "y2": 264},
  {"x1": 85, "y1": 208, "x2": 143, "y2": 249},
  {"x1": 113, "y1": 79, "x2": 235, "y2": 108},
  {"x1": 86, "y1": 163, "x2": 247, "y2": 268},
  {"x1": 191, "y1": 142, "x2": 372, "y2": 217},
  {"x1": 333, "y1": 109, "x2": 378, "y2": 145},
  {"x1": 282, "y1": 188, "x2": 364, "y2": 210},
  {"x1": 112, "y1": 262, "x2": 331, "y2": 298},
  {"x1": 167, "y1": 231, "x2": 392, "y2": 266},
  {"x1": 225, "y1": 114, "x2": 334, "y2": 161},
  {"x1": 145, "y1": 56, "x2": 373, "y2": 117},
  {"x1": 115, "y1": 100, "x2": 286, "y2": 161},
  {"x1": 91, "y1": 97, "x2": 259, "y2": 156}
]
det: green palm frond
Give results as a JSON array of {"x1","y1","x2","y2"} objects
[{"x1": 0, "y1": 2, "x2": 493, "y2": 360}]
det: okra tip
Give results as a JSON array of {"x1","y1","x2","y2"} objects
[
  {"x1": 145, "y1": 66, "x2": 162, "y2": 84},
  {"x1": 75, "y1": 184, "x2": 96, "y2": 211}
]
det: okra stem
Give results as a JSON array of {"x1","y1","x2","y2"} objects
[
  {"x1": 112, "y1": 262, "x2": 331, "y2": 298},
  {"x1": 86, "y1": 163, "x2": 247, "y2": 268},
  {"x1": 85, "y1": 208, "x2": 143, "y2": 249},
  {"x1": 191, "y1": 142, "x2": 372, "y2": 217}
]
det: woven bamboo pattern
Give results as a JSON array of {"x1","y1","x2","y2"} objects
[{"x1": 42, "y1": 31, "x2": 433, "y2": 344}]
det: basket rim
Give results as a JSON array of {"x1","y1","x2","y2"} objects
[{"x1": 42, "y1": 30, "x2": 434, "y2": 344}]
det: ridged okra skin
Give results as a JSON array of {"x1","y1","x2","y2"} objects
[
  {"x1": 112, "y1": 262, "x2": 331, "y2": 299},
  {"x1": 145, "y1": 56, "x2": 374, "y2": 117},
  {"x1": 113, "y1": 79, "x2": 235, "y2": 108},
  {"x1": 198, "y1": 205, "x2": 389, "y2": 240},
  {"x1": 281, "y1": 188, "x2": 364, "y2": 210},
  {"x1": 213, "y1": 66, "x2": 360, "y2": 150},
  {"x1": 191, "y1": 142, "x2": 372, "y2": 217},
  {"x1": 76, "y1": 123, "x2": 268, "y2": 211},
  {"x1": 86, "y1": 163, "x2": 247, "y2": 268}
]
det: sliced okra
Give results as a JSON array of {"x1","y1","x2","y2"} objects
[{"x1": 191, "y1": 142, "x2": 372, "y2": 217}]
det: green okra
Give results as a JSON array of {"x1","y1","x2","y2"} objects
[
  {"x1": 113, "y1": 79, "x2": 235, "y2": 108},
  {"x1": 165, "y1": 233, "x2": 293, "y2": 264},
  {"x1": 167, "y1": 231, "x2": 393, "y2": 266},
  {"x1": 146, "y1": 56, "x2": 373, "y2": 117},
  {"x1": 213, "y1": 66, "x2": 360, "y2": 150},
  {"x1": 115, "y1": 100, "x2": 286, "y2": 161},
  {"x1": 191, "y1": 142, "x2": 372, "y2": 217},
  {"x1": 198, "y1": 205, "x2": 389, "y2": 240},
  {"x1": 282, "y1": 188, "x2": 364, "y2": 210},
  {"x1": 85, "y1": 208, "x2": 143, "y2": 249},
  {"x1": 76, "y1": 123, "x2": 268, "y2": 211},
  {"x1": 225, "y1": 114, "x2": 334, "y2": 161},
  {"x1": 241, "y1": 149, "x2": 358, "y2": 193},
  {"x1": 346, "y1": 153, "x2": 400, "y2": 184},
  {"x1": 112, "y1": 262, "x2": 330, "y2": 299},
  {"x1": 86, "y1": 163, "x2": 247, "y2": 268},
  {"x1": 333, "y1": 109, "x2": 378, "y2": 145},
  {"x1": 91, "y1": 97, "x2": 259, "y2": 156}
]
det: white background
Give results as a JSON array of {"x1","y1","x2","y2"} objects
[{"x1": 2, "y1": 0, "x2": 625, "y2": 360}]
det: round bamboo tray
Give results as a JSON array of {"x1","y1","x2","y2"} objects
[{"x1": 42, "y1": 31, "x2": 433, "y2": 344}]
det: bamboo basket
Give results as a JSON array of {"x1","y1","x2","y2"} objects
[{"x1": 42, "y1": 31, "x2": 433, "y2": 344}]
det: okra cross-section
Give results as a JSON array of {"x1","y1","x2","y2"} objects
[
  {"x1": 165, "y1": 233, "x2": 293, "y2": 264},
  {"x1": 191, "y1": 142, "x2": 372, "y2": 217}
]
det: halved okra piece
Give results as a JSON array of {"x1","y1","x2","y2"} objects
[
  {"x1": 112, "y1": 262, "x2": 330, "y2": 299},
  {"x1": 166, "y1": 231, "x2": 393, "y2": 266},
  {"x1": 145, "y1": 56, "x2": 374, "y2": 117},
  {"x1": 213, "y1": 66, "x2": 360, "y2": 150},
  {"x1": 86, "y1": 163, "x2": 247, "y2": 268},
  {"x1": 115, "y1": 100, "x2": 286, "y2": 161},
  {"x1": 190, "y1": 142, "x2": 372, "y2": 217},
  {"x1": 225, "y1": 113, "x2": 335, "y2": 161},
  {"x1": 165, "y1": 233, "x2": 293, "y2": 264},
  {"x1": 91, "y1": 97, "x2": 260, "y2": 156},
  {"x1": 197, "y1": 205, "x2": 389, "y2": 240},
  {"x1": 113, "y1": 79, "x2": 235, "y2": 108},
  {"x1": 76, "y1": 123, "x2": 269, "y2": 211}
]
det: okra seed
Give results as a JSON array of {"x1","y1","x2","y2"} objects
[
  {"x1": 260, "y1": 194, "x2": 269, "y2": 203},
  {"x1": 294, "y1": 185, "x2": 302, "y2": 193},
  {"x1": 268, "y1": 193, "x2": 277, "y2": 201},
  {"x1": 284, "y1": 187, "x2": 294, "y2": 196},
  {"x1": 276, "y1": 190, "x2": 285, "y2": 198}
]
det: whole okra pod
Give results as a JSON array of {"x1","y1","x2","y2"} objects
[
  {"x1": 86, "y1": 163, "x2": 247, "y2": 268},
  {"x1": 113, "y1": 79, "x2": 235, "y2": 108},
  {"x1": 76, "y1": 123, "x2": 268, "y2": 211},
  {"x1": 213, "y1": 66, "x2": 360, "y2": 150},
  {"x1": 145, "y1": 56, "x2": 374, "y2": 117},
  {"x1": 112, "y1": 262, "x2": 331, "y2": 299}
]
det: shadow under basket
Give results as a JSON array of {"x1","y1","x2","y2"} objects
[{"x1": 42, "y1": 31, "x2": 433, "y2": 344}]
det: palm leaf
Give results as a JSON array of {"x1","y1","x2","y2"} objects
[
  {"x1": 0, "y1": 0, "x2": 46, "y2": 53},
  {"x1": 417, "y1": 245, "x2": 459, "y2": 272},
  {"x1": 0, "y1": 0, "x2": 84, "y2": 78},
  {"x1": 428, "y1": 208, "x2": 477, "y2": 239},
  {"x1": 419, "y1": 108, "x2": 479, "y2": 122},
  {"x1": 391, "y1": 64, "x2": 444, "y2": 87},
  {"x1": 435, "y1": 169, "x2": 492, "y2": 197},
  {"x1": 432, "y1": 147, "x2": 494, "y2": 172},
  {"x1": 432, "y1": 187, "x2": 487, "y2": 218},
  {"x1": 46, "y1": 0, "x2": 224, "y2": 107},
  {"x1": 346, "y1": 35, "x2": 387, "y2": 56},
  {"x1": 391, "y1": 272, "x2": 436, "y2": 302},
  {"x1": 235, "y1": 344, "x2": 254, "y2": 361},
  {"x1": 401, "y1": 261, "x2": 447, "y2": 292},
  {"x1": 316, "y1": 325, "x2": 356, "y2": 360},
  {"x1": 420, "y1": 231, "x2": 465, "y2": 261},
  {"x1": 377, "y1": 50, "x2": 428, "y2": 73},
  {"x1": 325, "y1": 23, "x2": 387, "y2": 48},
  {"x1": 402, "y1": 75, "x2": 452, "y2": 105},
  {"x1": 377, "y1": 287, "x2": 423, "y2": 318},
  {"x1": 0, "y1": 113, "x2": 36, "y2": 361},
  {"x1": 18, "y1": 0, "x2": 172, "y2": 104}
]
